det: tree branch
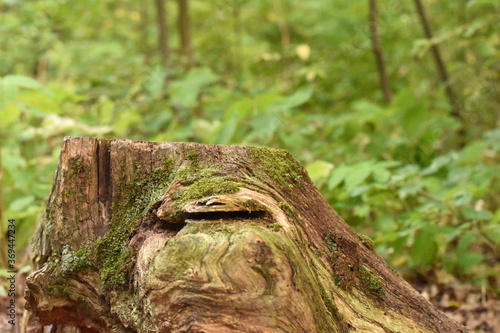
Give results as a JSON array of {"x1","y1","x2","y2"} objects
[{"x1": 413, "y1": 0, "x2": 463, "y2": 122}]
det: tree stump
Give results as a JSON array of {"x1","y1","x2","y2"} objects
[{"x1": 24, "y1": 137, "x2": 470, "y2": 333}]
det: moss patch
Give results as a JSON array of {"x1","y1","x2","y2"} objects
[
  {"x1": 267, "y1": 223, "x2": 282, "y2": 232},
  {"x1": 61, "y1": 245, "x2": 93, "y2": 274},
  {"x1": 278, "y1": 201, "x2": 297, "y2": 219},
  {"x1": 167, "y1": 161, "x2": 241, "y2": 220},
  {"x1": 318, "y1": 285, "x2": 343, "y2": 323},
  {"x1": 94, "y1": 158, "x2": 176, "y2": 289},
  {"x1": 247, "y1": 147, "x2": 307, "y2": 188},
  {"x1": 179, "y1": 177, "x2": 239, "y2": 202},
  {"x1": 359, "y1": 265, "x2": 384, "y2": 298},
  {"x1": 241, "y1": 199, "x2": 260, "y2": 212},
  {"x1": 358, "y1": 233, "x2": 375, "y2": 251},
  {"x1": 92, "y1": 155, "x2": 243, "y2": 289}
]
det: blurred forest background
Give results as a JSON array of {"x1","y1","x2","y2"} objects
[{"x1": 0, "y1": 0, "x2": 499, "y2": 316}]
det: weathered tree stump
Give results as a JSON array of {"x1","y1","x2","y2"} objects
[{"x1": 24, "y1": 137, "x2": 470, "y2": 332}]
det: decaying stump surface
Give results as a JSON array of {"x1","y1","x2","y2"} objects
[{"x1": 24, "y1": 137, "x2": 470, "y2": 333}]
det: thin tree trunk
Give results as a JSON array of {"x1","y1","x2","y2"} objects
[
  {"x1": 140, "y1": 1, "x2": 151, "y2": 64},
  {"x1": 231, "y1": 1, "x2": 243, "y2": 88},
  {"x1": 178, "y1": 0, "x2": 192, "y2": 70},
  {"x1": 275, "y1": 0, "x2": 291, "y2": 91},
  {"x1": 155, "y1": 0, "x2": 170, "y2": 67},
  {"x1": 23, "y1": 137, "x2": 471, "y2": 333},
  {"x1": 413, "y1": 0, "x2": 463, "y2": 122},
  {"x1": 369, "y1": 0, "x2": 392, "y2": 104}
]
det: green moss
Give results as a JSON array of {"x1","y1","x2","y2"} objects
[
  {"x1": 46, "y1": 284, "x2": 71, "y2": 297},
  {"x1": 268, "y1": 223, "x2": 282, "y2": 232},
  {"x1": 91, "y1": 155, "x2": 243, "y2": 289},
  {"x1": 247, "y1": 147, "x2": 307, "y2": 188},
  {"x1": 165, "y1": 159, "x2": 241, "y2": 220},
  {"x1": 94, "y1": 158, "x2": 176, "y2": 289},
  {"x1": 242, "y1": 199, "x2": 260, "y2": 212},
  {"x1": 278, "y1": 201, "x2": 297, "y2": 219},
  {"x1": 325, "y1": 233, "x2": 339, "y2": 252},
  {"x1": 68, "y1": 155, "x2": 84, "y2": 177},
  {"x1": 62, "y1": 246, "x2": 93, "y2": 273},
  {"x1": 318, "y1": 285, "x2": 343, "y2": 323},
  {"x1": 178, "y1": 177, "x2": 239, "y2": 202},
  {"x1": 358, "y1": 233, "x2": 375, "y2": 251},
  {"x1": 110, "y1": 291, "x2": 153, "y2": 331},
  {"x1": 359, "y1": 265, "x2": 384, "y2": 298},
  {"x1": 186, "y1": 150, "x2": 200, "y2": 162}
]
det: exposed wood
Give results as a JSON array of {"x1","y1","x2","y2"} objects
[
  {"x1": 413, "y1": 0, "x2": 463, "y2": 122},
  {"x1": 24, "y1": 137, "x2": 471, "y2": 332},
  {"x1": 369, "y1": 0, "x2": 393, "y2": 104}
]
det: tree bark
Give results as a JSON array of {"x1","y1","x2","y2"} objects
[
  {"x1": 369, "y1": 0, "x2": 393, "y2": 104},
  {"x1": 24, "y1": 137, "x2": 470, "y2": 333},
  {"x1": 155, "y1": 0, "x2": 170, "y2": 67},
  {"x1": 413, "y1": 0, "x2": 463, "y2": 122}
]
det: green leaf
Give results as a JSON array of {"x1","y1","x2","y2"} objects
[
  {"x1": 458, "y1": 140, "x2": 489, "y2": 165},
  {"x1": 249, "y1": 111, "x2": 281, "y2": 142},
  {"x1": 18, "y1": 90, "x2": 60, "y2": 114},
  {"x1": 328, "y1": 165, "x2": 349, "y2": 189},
  {"x1": 213, "y1": 110, "x2": 239, "y2": 145},
  {"x1": 392, "y1": 89, "x2": 427, "y2": 137},
  {"x1": 306, "y1": 160, "x2": 333, "y2": 184},
  {"x1": 375, "y1": 215, "x2": 398, "y2": 233},
  {"x1": 114, "y1": 110, "x2": 142, "y2": 136},
  {"x1": 0, "y1": 104, "x2": 21, "y2": 128},
  {"x1": 0, "y1": 78, "x2": 20, "y2": 109},
  {"x1": 460, "y1": 207, "x2": 493, "y2": 221},
  {"x1": 456, "y1": 234, "x2": 484, "y2": 271},
  {"x1": 458, "y1": 252, "x2": 484, "y2": 271},
  {"x1": 421, "y1": 155, "x2": 451, "y2": 176},
  {"x1": 9, "y1": 195, "x2": 35, "y2": 212},
  {"x1": 171, "y1": 67, "x2": 219, "y2": 108},
  {"x1": 3, "y1": 75, "x2": 43, "y2": 89},
  {"x1": 372, "y1": 166, "x2": 391, "y2": 183},
  {"x1": 484, "y1": 129, "x2": 500, "y2": 151},
  {"x1": 452, "y1": 191, "x2": 472, "y2": 206},
  {"x1": 398, "y1": 183, "x2": 423, "y2": 198},
  {"x1": 344, "y1": 160, "x2": 375, "y2": 190},
  {"x1": 411, "y1": 229, "x2": 438, "y2": 268},
  {"x1": 354, "y1": 204, "x2": 370, "y2": 217},
  {"x1": 143, "y1": 65, "x2": 167, "y2": 98},
  {"x1": 268, "y1": 85, "x2": 313, "y2": 111}
]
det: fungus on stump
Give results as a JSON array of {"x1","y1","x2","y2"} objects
[{"x1": 24, "y1": 137, "x2": 470, "y2": 333}]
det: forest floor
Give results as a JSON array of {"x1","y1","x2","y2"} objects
[
  {"x1": 413, "y1": 281, "x2": 499, "y2": 333},
  {"x1": 0, "y1": 275, "x2": 498, "y2": 332}
]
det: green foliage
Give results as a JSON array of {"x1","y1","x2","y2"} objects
[{"x1": 0, "y1": 0, "x2": 498, "y2": 293}]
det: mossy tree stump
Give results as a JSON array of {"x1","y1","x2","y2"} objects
[{"x1": 24, "y1": 137, "x2": 470, "y2": 333}]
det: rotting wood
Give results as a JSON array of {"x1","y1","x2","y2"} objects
[{"x1": 24, "y1": 137, "x2": 471, "y2": 333}]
